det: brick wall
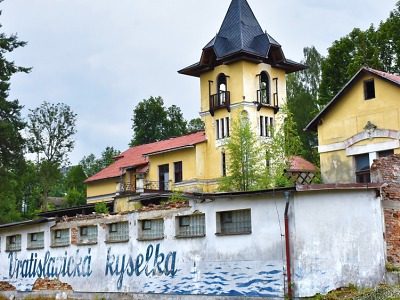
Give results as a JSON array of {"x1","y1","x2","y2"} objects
[
  {"x1": 32, "y1": 278, "x2": 73, "y2": 291},
  {"x1": 0, "y1": 281, "x2": 16, "y2": 291},
  {"x1": 371, "y1": 154, "x2": 400, "y2": 264}
]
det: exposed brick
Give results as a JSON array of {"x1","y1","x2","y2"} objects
[
  {"x1": 32, "y1": 278, "x2": 73, "y2": 291},
  {"x1": 0, "y1": 281, "x2": 16, "y2": 291},
  {"x1": 70, "y1": 227, "x2": 78, "y2": 245},
  {"x1": 371, "y1": 154, "x2": 400, "y2": 265}
]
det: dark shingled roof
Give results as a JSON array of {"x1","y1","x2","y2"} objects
[{"x1": 179, "y1": 0, "x2": 306, "y2": 76}]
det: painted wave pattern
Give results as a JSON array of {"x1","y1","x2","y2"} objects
[{"x1": 140, "y1": 261, "x2": 284, "y2": 297}]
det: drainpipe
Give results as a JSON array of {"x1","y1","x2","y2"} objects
[{"x1": 284, "y1": 190, "x2": 292, "y2": 300}]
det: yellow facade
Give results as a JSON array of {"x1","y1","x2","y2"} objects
[{"x1": 311, "y1": 70, "x2": 400, "y2": 183}]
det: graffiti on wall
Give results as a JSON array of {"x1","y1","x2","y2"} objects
[
  {"x1": 8, "y1": 249, "x2": 92, "y2": 279},
  {"x1": 7, "y1": 243, "x2": 177, "y2": 290},
  {"x1": 105, "y1": 243, "x2": 177, "y2": 290}
]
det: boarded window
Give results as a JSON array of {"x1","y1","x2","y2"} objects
[
  {"x1": 139, "y1": 219, "x2": 164, "y2": 240},
  {"x1": 52, "y1": 229, "x2": 69, "y2": 247},
  {"x1": 176, "y1": 214, "x2": 206, "y2": 237},
  {"x1": 6, "y1": 235, "x2": 21, "y2": 251},
  {"x1": 28, "y1": 232, "x2": 44, "y2": 249},
  {"x1": 79, "y1": 226, "x2": 98, "y2": 244},
  {"x1": 107, "y1": 222, "x2": 129, "y2": 242},
  {"x1": 217, "y1": 209, "x2": 252, "y2": 235}
]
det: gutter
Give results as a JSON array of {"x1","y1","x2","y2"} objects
[{"x1": 284, "y1": 190, "x2": 292, "y2": 299}]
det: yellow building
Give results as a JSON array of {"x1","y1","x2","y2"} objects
[
  {"x1": 85, "y1": 0, "x2": 305, "y2": 211},
  {"x1": 306, "y1": 67, "x2": 400, "y2": 184}
]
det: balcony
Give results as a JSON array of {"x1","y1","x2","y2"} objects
[
  {"x1": 209, "y1": 91, "x2": 230, "y2": 116},
  {"x1": 255, "y1": 89, "x2": 279, "y2": 113},
  {"x1": 118, "y1": 180, "x2": 172, "y2": 195}
]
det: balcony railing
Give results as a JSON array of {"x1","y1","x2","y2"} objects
[
  {"x1": 256, "y1": 90, "x2": 279, "y2": 113},
  {"x1": 118, "y1": 180, "x2": 173, "y2": 195},
  {"x1": 209, "y1": 91, "x2": 230, "y2": 116}
]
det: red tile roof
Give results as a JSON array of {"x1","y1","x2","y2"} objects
[
  {"x1": 365, "y1": 67, "x2": 400, "y2": 84},
  {"x1": 287, "y1": 156, "x2": 317, "y2": 172},
  {"x1": 85, "y1": 131, "x2": 207, "y2": 183}
]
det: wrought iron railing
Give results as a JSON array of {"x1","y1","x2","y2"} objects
[
  {"x1": 256, "y1": 90, "x2": 278, "y2": 111},
  {"x1": 145, "y1": 180, "x2": 172, "y2": 191},
  {"x1": 119, "y1": 181, "x2": 135, "y2": 194}
]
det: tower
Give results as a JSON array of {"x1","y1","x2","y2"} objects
[{"x1": 179, "y1": 0, "x2": 306, "y2": 190}]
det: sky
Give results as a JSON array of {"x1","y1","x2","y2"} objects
[{"x1": 1, "y1": 0, "x2": 398, "y2": 165}]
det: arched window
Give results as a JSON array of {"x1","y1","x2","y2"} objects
[
  {"x1": 217, "y1": 73, "x2": 227, "y2": 105},
  {"x1": 259, "y1": 71, "x2": 270, "y2": 105}
]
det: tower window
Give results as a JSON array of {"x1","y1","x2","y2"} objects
[
  {"x1": 217, "y1": 74, "x2": 227, "y2": 106},
  {"x1": 364, "y1": 79, "x2": 375, "y2": 100}
]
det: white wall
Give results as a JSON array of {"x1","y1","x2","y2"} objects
[
  {"x1": 0, "y1": 188, "x2": 386, "y2": 298},
  {"x1": 291, "y1": 189, "x2": 385, "y2": 297}
]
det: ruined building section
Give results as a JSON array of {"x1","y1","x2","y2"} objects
[{"x1": 371, "y1": 154, "x2": 400, "y2": 264}]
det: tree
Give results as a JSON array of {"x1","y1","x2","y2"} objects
[
  {"x1": 187, "y1": 118, "x2": 205, "y2": 132},
  {"x1": 287, "y1": 46, "x2": 322, "y2": 164},
  {"x1": 218, "y1": 111, "x2": 265, "y2": 192},
  {"x1": 27, "y1": 101, "x2": 77, "y2": 210},
  {"x1": 27, "y1": 101, "x2": 77, "y2": 164},
  {"x1": 0, "y1": 9, "x2": 31, "y2": 223},
  {"x1": 264, "y1": 106, "x2": 304, "y2": 187},
  {"x1": 80, "y1": 146, "x2": 120, "y2": 178},
  {"x1": 130, "y1": 96, "x2": 188, "y2": 146}
]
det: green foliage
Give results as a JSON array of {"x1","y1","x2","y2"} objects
[
  {"x1": 318, "y1": 3, "x2": 400, "y2": 108},
  {"x1": 27, "y1": 101, "x2": 77, "y2": 164},
  {"x1": 130, "y1": 96, "x2": 188, "y2": 146},
  {"x1": 0, "y1": 11, "x2": 31, "y2": 223},
  {"x1": 65, "y1": 187, "x2": 86, "y2": 207},
  {"x1": 94, "y1": 201, "x2": 109, "y2": 214},
  {"x1": 187, "y1": 118, "x2": 205, "y2": 132},
  {"x1": 264, "y1": 106, "x2": 304, "y2": 188},
  {"x1": 218, "y1": 111, "x2": 266, "y2": 192},
  {"x1": 286, "y1": 46, "x2": 322, "y2": 165},
  {"x1": 168, "y1": 191, "x2": 186, "y2": 202},
  {"x1": 80, "y1": 146, "x2": 120, "y2": 178}
]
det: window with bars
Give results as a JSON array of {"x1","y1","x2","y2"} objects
[
  {"x1": 176, "y1": 214, "x2": 206, "y2": 237},
  {"x1": 6, "y1": 235, "x2": 21, "y2": 251},
  {"x1": 138, "y1": 219, "x2": 164, "y2": 240},
  {"x1": 51, "y1": 229, "x2": 70, "y2": 247},
  {"x1": 28, "y1": 232, "x2": 44, "y2": 249},
  {"x1": 78, "y1": 226, "x2": 98, "y2": 244},
  {"x1": 216, "y1": 209, "x2": 252, "y2": 235},
  {"x1": 221, "y1": 151, "x2": 226, "y2": 177},
  {"x1": 107, "y1": 222, "x2": 129, "y2": 242},
  {"x1": 174, "y1": 161, "x2": 183, "y2": 183}
]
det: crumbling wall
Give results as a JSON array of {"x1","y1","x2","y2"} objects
[{"x1": 371, "y1": 154, "x2": 400, "y2": 264}]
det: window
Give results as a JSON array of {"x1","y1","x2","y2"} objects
[
  {"x1": 364, "y1": 79, "x2": 375, "y2": 100},
  {"x1": 158, "y1": 164, "x2": 169, "y2": 191},
  {"x1": 6, "y1": 235, "x2": 21, "y2": 251},
  {"x1": 259, "y1": 71, "x2": 270, "y2": 104},
  {"x1": 176, "y1": 214, "x2": 206, "y2": 237},
  {"x1": 260, "y1": 116, "x2": 274, "y2": 137},
  {"x1": 216, "y1": 117, "x2": 230, "y2": 139},
  {"x1": 28, "y1": 232, "x2": 44, "y2": 249},
  {"x1": 107, "y1": 222, "x2": 129, "y2": 242},
  {"x1": 222, "y1": 151, "x2": 226, "y2": 177},
  {"x1": 78, "y1": 226, "x2": 98, "y2": 244},
  {"x1": 216, "y1": 209, "x2": 252, "y2": 235},
  {"x1": 378, "y1": 149, "x2": 394, "y2": 158},
  {"x1": 355, "y1": 154, "x2": 370, "y2": 183},
  {"x1": 138, "y1": 219, "x2": 164, "y2": 240},
  {"x1": 51, "y1": 229, "x2": 69, "y2": 247},
  {"x1": 174, "y1": 161, "x2": 183, "y2": 183}
]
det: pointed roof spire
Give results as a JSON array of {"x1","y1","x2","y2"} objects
[
  {"x1": 179, "y1": 0, "x2": 306, "y2": 77},
  {"x1": 209, "y1": 0, "x2": 270, "y2": 58}
]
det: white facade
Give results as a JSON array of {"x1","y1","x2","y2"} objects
[{"x1": 0, "y1": 187, "x2": 386, "y2": 298}]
